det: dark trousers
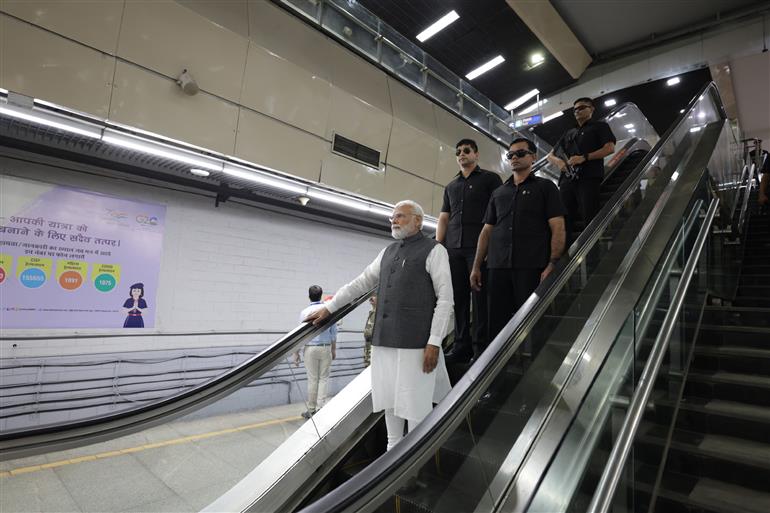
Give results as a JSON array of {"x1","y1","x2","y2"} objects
[
  {"x1": 487, "y1": 268, "x2": 542, "y2": 346},
  {"x1": 560, "y1": 177, "x2": 602, "y2": 239},
  {"x1": 448, "y1": 247, "x2": 488, "y2": 356}
]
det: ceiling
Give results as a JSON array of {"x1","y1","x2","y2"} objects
[
  {"x1": 355, "y1": 0, "x2": 767, "y2": 110},
  {"x1": 355, "y1": 0, "x2": 575, "y2": 111},
  {"x1": 551, "y1": 0, "x2": 762, "y2": 58}
]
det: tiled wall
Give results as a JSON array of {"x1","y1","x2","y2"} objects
[{"x1": 0, "y1": 0, "x2": 510, "y2": 216}]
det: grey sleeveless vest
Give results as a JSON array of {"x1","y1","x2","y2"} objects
[{"x1": 372, "y1": 231, "x2": 438, "y2": 349}]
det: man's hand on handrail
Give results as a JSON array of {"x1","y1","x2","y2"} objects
[{"x1": 304, "y1": 307, "x2": 331, "y2": 326}]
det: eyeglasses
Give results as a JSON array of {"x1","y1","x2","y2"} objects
[
  {"x1": 455, "y1": 147, "x2": 474, "y2": 156},
  {"x1": 506, "y1": 149, "x2": 534, "y2": 159},
  {"x1": 388, "y1": 213, "x2": 415, "y2": 223},
  {"x1": 574, "y1": 105, "x2": 592, "y2": 112}
]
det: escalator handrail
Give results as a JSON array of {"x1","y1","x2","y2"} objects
[
  {"x1": 298, "y1": 81, "x2": 726, "y2": 513},
  {"x1": 0, "y1": 287, "x2": 376, "y2": 460},
  {"x1": 587, "y1": 198, "x2": 719, "y2": 513}
]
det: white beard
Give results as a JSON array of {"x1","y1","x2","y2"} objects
[{"x1": 391, "y1": 226, "x2": 407, "y2": 239}]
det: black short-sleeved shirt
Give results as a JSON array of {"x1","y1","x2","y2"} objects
[
  {"x1": 441, "y1": 166, "x2": 503, "y2": 249},
  {"x1": 483, "y1": 174, "x2": 565, "y2": 269},
  {"x1": 555, "y1": 119, "x2": 616, "y2": 180}
]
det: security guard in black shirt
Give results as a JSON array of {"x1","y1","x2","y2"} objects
[
  {"x1": 437, "y1": 138, "x2": 503, "y2": 363},
  {"x1": 472, "y1": 138, "x2": 566, "y2": 343},
  {"x1": 547, "y1": 97, "x2": 616, "y2": 240}
]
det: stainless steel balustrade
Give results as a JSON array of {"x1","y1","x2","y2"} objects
[{"x1": 586, "y1": 198, "x2": 719, "y2": 513}]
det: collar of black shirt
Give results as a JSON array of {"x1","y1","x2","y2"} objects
[
  {"x1": 504, "y1": 172, "x2": 535, "y2": 187},
  {"x1": 455, "y1": 165, "x2": 481, "y2": 179}
]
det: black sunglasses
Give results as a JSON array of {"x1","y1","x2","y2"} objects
[
  {"x1": 506, "y1": 149, "x2": 534, "y2": 159},
  {"x1": 455, "y1": 147, "x2": 474, "y2": 156}
]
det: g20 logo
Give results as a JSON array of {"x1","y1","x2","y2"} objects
[{"x1": 136, "y1": 215, "x2": 159, "y2": 226}]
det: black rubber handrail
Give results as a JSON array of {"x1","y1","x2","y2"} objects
[
  {"x1": 0, "y1": 287, "x2": 375, "y2": 460},
  {"x1": 299, "y1": 81, "x2": 724, "y2": 513}
]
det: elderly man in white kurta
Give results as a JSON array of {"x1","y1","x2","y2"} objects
[{"x1": 307, "y1": 200, "x2": 453, "y2": 451}]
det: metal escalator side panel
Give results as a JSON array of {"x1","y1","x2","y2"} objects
[{"x1": 203, "y1": 369, "x2": 378, "y2": 513}]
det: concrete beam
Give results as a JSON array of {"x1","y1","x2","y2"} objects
[{"x1": 506, "y1": 0, "x2": 592, "y2": 79}]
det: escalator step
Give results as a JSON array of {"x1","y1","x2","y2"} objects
[{"x1": 685, "y1": 370, "x2": 770, "y2": 406}]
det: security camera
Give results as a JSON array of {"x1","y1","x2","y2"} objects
[
  {"x1": 297, "y1": 195, "x2": 310, "y2": 206},
  {"x1": 177, "y1": 69, "x2": 199, "y2": 96}
]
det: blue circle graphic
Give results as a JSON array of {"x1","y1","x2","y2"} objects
[{"x1": 20, "y1": 268, "x2": 46, "y2": 289}]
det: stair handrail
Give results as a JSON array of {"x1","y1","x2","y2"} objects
[{"x1": 586, "y1": 197, "x2": 719, "y2": 513}]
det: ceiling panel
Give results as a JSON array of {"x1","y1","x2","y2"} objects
[{"x1": 551, "y1": 0, "x2": 762, "y2": 57}]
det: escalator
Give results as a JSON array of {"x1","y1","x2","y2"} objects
[
  {"x1": 0, "y1": 82, "x2": 751, "y2": 513},
  {"x1": 198, "y1": 83, "x2": 749, "y2": 513}
]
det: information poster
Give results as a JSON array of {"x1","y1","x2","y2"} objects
[{"x1": 0, "y1": 180, "x2": 165, "y2": 329}]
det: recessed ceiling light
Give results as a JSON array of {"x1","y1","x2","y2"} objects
[
  {"x1": 697, "y1": 111, "x2": 706, "y2": 119},
  {"x1": 543, "y1": 111, "x2": 564, "y2": 122},
  {"x1": 466, "y1": 55, "x2": 505, "y2": 80},
  {"x1": 189, "y1": 168, "x2": 210, "y2": 177},
  {"x1": 530, "y1": 53, "x2": 545, "y2": 65},
  {"x1": 666, "y1": 77, "x2": 681, "y2": 86},
  {"x1": 680, "y1": 109, "x2": 685, "y2": 113},
  {"x1": 604, "y1": 99, "x2": 617, "y2": 107},
  {"x1": 624, "y1": 123, "x2": 634, "y2": 129},
  {"x1": 416, "y1": 10, "x2": 459, "y2": 42},
  {"x1": 690, "y1": 126, "x2": 702, "y2": 133},
  {"x1": 628, "y1": 128, "x2": 636, "y2": 133},
  {"x1": 504, "y1": 88, "x2": 540, "y2": 111},
  {"x1": 518, "y1": 99, "x2": 547, "y2": 115}
]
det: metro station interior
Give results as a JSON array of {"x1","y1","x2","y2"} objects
[{"x1": 0, "y1": 1, "x2": 769, "y2": 512}]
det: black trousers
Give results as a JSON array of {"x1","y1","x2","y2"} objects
[
  {"x1": 560, "y1": 177, "x2": 602, "y2": 239},
  {"x1": 448, "y1": 247, "x2": 488, "y2": 355},
  {"x1": 487, "y1": 268, "x2": 542, "y2": 346}
]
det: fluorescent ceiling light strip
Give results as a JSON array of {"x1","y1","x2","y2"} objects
[
  {"x1": 543, "y1": 111, "x2": 564, "y2": 122},
  {"x1": 417, "y1": 10, "x2": 459, "y2": 42},
  {"x1": 518, "y1": 99, "x2": 547, "y2": 116},
  {"x1": 308, "y1": 190, "x2": 370, "y2": 211},
  {"x1": 102, "y1": 132, "x2": 223, "y2": 172},
  {"x1": 666, "y1": 77, "x2": 681, "y2": 86},
  {"x1": 223, "y1": 165, "x2": 307, "y2": 194},
  {"x1": 624, "y1": 124, "x2": 634, "y2": 129},
  {"x1": 505, "y1": 89, "x2": 539, "y2": 111},
  {"x1": 370, "y1": 205, "x2": 394, "y2": 217},
  {"x1": 604, "y1": 99, "x2": 617, "y2": 107},
  {"x1": 0, "y1": 105, "x2": 101, "y2": 139},
  {"x1": 466, "y1": 55, "x2": 505, "y2": 80}
]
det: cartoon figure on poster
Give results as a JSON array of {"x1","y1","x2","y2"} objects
[{"x1": 122, "y1": 282, "x2": 147, "y2": 328}]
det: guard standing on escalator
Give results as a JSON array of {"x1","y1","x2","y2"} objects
[
  {"x1": 547, "y1": 97, "x2": 616, "y2": 240},
  {"x1": 436, "y1": 138, "x2": 503, "y2": 364}
]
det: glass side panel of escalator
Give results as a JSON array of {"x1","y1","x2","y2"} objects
[{"x1": 0, "y1": 323, "x2": 371, "y2": 513}]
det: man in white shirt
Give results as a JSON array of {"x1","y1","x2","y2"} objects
[
  {"x1": 306, "y1": 200, "x2": 453, "y2": 451},
  {"x1": 296, "y1": 285, "x2": 337, "y2": 419}
]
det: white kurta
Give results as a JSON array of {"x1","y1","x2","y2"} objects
[{"x1": 326, "y1": 243, "x2": 454, "y2": 421}]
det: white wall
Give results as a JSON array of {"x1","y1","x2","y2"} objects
[
  {"x1": 0, "y1": 0, "x2": 509, "y2": 216},
  {"x1": 0, "y1": 155, "x2": 389, "y2": 357}
]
